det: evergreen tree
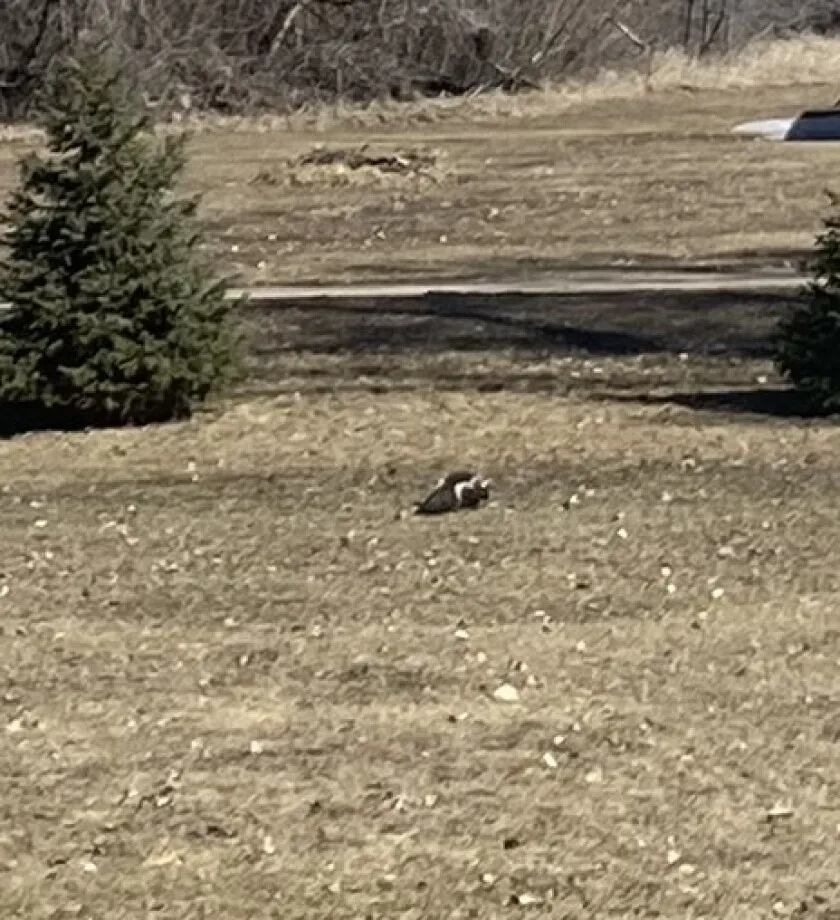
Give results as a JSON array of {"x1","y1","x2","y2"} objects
[
  {"x1": 774, "y1": 192, "x2": 840, "y2": 414},
  {"x1": 0, "y1": 41, "x2": 241, "y2": 428}
]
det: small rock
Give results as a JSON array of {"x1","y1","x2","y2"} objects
[
  {"x1": 511, "y1": 892, "x2": 542, "y2": 906},
  {"x1": 262, "y1": 835, "x2": 276, "y2": 855},
  {"x1": 584, "y1": 766, "x2": 603, "y2": 784},
  {"x1": 666, "y1": 848, "x2": 681, "y2": 866},
  {"x1": 542, "y1": 752, "x2": 558, "y2": 769},
  {"x1": 493, "y1": 683, "x2": 520, "y2": 703},
  {"x1": 249, "y1": 740, "x2": 265, "y2": 755},
  {"x1": 453, "y1": 628, "x2": 470, "y2": 641}
]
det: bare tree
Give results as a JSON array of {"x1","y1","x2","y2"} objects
[{"x1": 0, "y1": 0, "x2": 838, "y2": 119}]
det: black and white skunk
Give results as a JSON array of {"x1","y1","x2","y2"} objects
[{"x1": 413, "y1": 471, "x2": 491, "y2": 515}]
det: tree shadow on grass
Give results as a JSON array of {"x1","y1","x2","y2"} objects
[
  {"x1": 244, "y1": 288, "x2": 791, "y2": 360},
  {"x1": 601, "y1": 387, "x2": 834, "y2": 421},
  {"x1": 0, "y1": 400, "x2": 94, "y2": 440},
  {"x1": 340, "y1": 248, "x2": 811, "y2": 285},
  {"x1": 0, "y1": 287, "x2": 810, "y2": 436},
  {"x1": 0, "y1": 399, "x2": 192, "y2": 440},
  {"x1": 240, "y1": 288, "x2": 802, "y2": 405}
]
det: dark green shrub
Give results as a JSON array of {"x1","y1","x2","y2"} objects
[
  {"x1": 0, "y1": 41, "x2": 241, "y2": 429},
  {"x1": 774, "y1": 194, "x2": 840, "y2": 415}
]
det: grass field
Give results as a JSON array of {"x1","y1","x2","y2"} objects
[
  {"x1": 184, "y1": 80, "x2": 840, "y2": 285},
  {"x1": 2, "y1": 56, "x2": 840, "y2": 286},
  {"x1": 3, "y1": 291, "x2": 840, "y2": 919},
  {"x1": 3, "y1": 37, "x2": 840, "y2": 920}
]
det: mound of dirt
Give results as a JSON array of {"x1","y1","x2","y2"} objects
[{"x1": 250, "y1": 143, "x2": 448, "y2": 188}]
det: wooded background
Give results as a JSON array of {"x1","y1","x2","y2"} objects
[{"x1": 1, "y1": 0, "x2": 838, "y2": 118}]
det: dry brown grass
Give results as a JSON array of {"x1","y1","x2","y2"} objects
[
  {"x1": 2, "y1": 42, "x2": 840, "y2": 917},
  {"x1": 2, "y1": 291, "x2": 840, "y2": 919},
  {"x1": 184, "y1": 87, "x2": 840, "y2": 286},
  {"x1": 3, "y1": 38, "x2": 840, "y2": 287},
  {"x1": 9, "y1": 81, "x2": 838, "y2": 289}
]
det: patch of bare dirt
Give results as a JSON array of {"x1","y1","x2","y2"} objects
[{"x1": 248, "y1": 143, "x2": 448, "y2": 190}]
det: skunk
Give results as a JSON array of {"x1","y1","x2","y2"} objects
[{"x1": 413, "y1": 470, "x2": 491, "y2": 515}]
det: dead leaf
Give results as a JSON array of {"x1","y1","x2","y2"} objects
[
  {"x1": 493, "y1": 683, "x2": 520, "y2": 703},
  {"x1": 584, "y1": 766, "x2": 603, "y2": 784},
  {"x1": 766, "y1": 803, "x2": 794, "y2": 820}
]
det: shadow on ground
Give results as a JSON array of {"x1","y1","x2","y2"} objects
[
  {"x1": 245, "y1": 288, "x2": 792, "y2": 359},
  {"x1": 598, "y1": 387, "x2": 828, "y2": 420},
  {"x1": 235, "y1": 288, "x2": 827, "y2": 420},
  {"x1": 338, "y1": 248, "x2": 811, "y2": 284},
  {"x1": 0, "y1": 401, "x2": 90, "y2": 440},
  {"x1": 2, "y1": 287, "x2": 819, "y2": 437},
  {"x1": 0, "y1": 400, "x2": 186, "y2": 440}
]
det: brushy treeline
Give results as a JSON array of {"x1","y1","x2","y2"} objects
[{"x1": 1, "y1": 0, "x2": 838, "y2": 118}]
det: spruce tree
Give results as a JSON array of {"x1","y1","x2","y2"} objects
[
  {"x1": 774, "y1": 193, "x2": 840, "y2": 414},
  {"x1": 0, "y1": 41, "x2": 241, "y2": 428}
]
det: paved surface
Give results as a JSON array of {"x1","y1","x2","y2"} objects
[
  {"x1": 228, "y1": 270, "x2": 806, "y2": 301},
  {"x1": 0, "y1": 270, "x2": 808, "y2": 312}
]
